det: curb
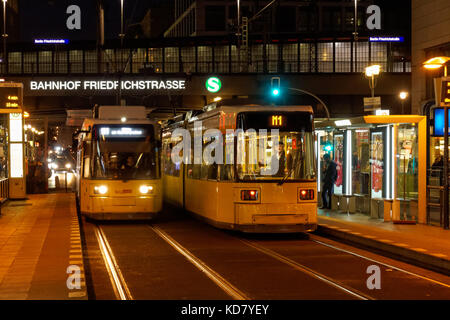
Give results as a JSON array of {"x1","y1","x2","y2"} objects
[{"x1": 316, "y1": 225, "x2": 450, "y2": 276}]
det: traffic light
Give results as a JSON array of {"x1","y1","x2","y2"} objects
[{"x1": 271, "y1": 77, "x2": 281, "y2": 96}]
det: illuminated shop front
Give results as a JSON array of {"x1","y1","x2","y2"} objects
[
  {"x1": 316, "y1": 115, "x2": 426, "y2": 224},
  {"x1": 0, "y1": 83, "x2": 26, "y2": 200}
]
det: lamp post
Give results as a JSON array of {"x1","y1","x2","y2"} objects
[
  {"x1": 353, "y1": 0, "x2": 358, "y2": 71},
  {"x1": 119, "y1": 0, "x2": 125, "y2": 46},
  {"x1": 2, "y1": 0, "x2": 7, "y2": 72},
  {"x1": 365, "y1": 64, "x2": 381, "y2": 97},
  {"x1": 424, "y1": 56, "x2": 450, "y2": 230},
  {"x1": 399, "y1": 91, "x2": 408, "y2": 114}
]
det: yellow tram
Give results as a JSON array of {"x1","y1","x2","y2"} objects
[
  {"x1": 76, "y1": 106, "x2": 162, "y2": 220},
  {"x1": 162, "y1": 103, "x2": 317, "y2": 232}
]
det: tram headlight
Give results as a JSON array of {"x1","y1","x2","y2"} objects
[
  {"x1": 94, "y1": 185, "x2": 108, "y2": 195},
  {"x1": 241, "y1": 190, "x2": 258, "y2": 201},
  {"x1": 139, "y1": 185, "x2": 154, "y2": 194},
  {"x1": 299, "y1": 189, "x2": 314, "y2": 201}
]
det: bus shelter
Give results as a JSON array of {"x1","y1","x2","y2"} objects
[{"x1": 315, "y1": 115, "x2": 427, "y2": 224}]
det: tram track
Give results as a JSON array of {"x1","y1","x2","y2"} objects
[
  {"x1": 94, "y1": 225, "x2": 134, "y2": 300},
  {"x1": 240, "y1": 238, "x2": 374, "y2": 300},
  {"x1": 90, "y1": 217, "x2": 450, "y2": 300},
  {"x1": 309, "y1": 235, "x2": 450, "y2": 289},
  {"x1": 150, "y1": 226, "x2": 250, "y2": 300}
]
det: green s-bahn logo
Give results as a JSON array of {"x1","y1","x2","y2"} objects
[{"x1": 205, "y1": 77, "x2": 222, "y2": 93}]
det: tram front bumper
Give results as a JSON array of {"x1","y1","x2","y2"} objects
[
  {"x1": 234, "y1": 203, "x2": 317, "y2": 232},
  {"x1": 84, "y1": 195, "x2": 162, "y2": 219}
]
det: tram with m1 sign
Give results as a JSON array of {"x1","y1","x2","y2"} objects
[
  {"x1": 162, "y1": 102, "x2": 317, "y2": 232},
  {"x1": 76, "y1": 106, "x2": 162, "y2": 220}
]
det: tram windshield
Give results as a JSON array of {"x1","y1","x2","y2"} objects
[
  {"x1": 235, "y1": 111, "x2": 316, "y2": 182},
  {"x1": 91, "y1": 124, "x2": 160, "y2": 180}
]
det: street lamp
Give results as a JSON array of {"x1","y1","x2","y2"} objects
[
  {"x1": 399, "y1": 91, "x2": 408, "y2": 114},
  {"x1": 424, "y1": 56, "x2": 450, "y2": 230},
  {"x1": 2, "y1": 0, "x2": 7, "y2": 72},
  {"x1": 365, "y1": 64, "x2": 381, "y2": 97}
]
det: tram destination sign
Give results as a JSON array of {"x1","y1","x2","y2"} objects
[{"x1": 0, "y1": 83, "x2": 23, "y2": 110}]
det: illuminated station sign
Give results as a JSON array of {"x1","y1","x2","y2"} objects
[{"x1": 29, "y1": 79, "x2": 187, "y2": 92}]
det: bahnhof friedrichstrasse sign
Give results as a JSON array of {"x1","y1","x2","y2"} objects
[{"x1": 29, "y1": 79, "x2": 187, "y2": 92}]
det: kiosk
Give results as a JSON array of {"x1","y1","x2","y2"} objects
[
  {"x1": 0, "y1": 82, "x2": 26, "y2": 200},
  {"x1": 316, "y1": 115, "x2": 427, "y2": 224}
]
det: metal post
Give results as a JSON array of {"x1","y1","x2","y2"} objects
[
  {"x1": 353, "y1": 0, "x2": 358, "y2": 72},
  {"x1": 444, "y1": 103, "x2": 449, "y2": 229},
  {"x1": 120, "y1": 0, "x2": 124, "y2": 46},
  {"x1": 2, "y1": 0, "x2": 7, "y2": 72},
  {"x1": 444, "y1": 65, "x2": 449, "y2": 229}
]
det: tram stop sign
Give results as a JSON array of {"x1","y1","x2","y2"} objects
[{"x1": 206, "y1": 77, "x2": 222, "y2": 93}]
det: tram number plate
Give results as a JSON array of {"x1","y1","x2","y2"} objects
[
  {"x1": 112, "y1": 198, "x2": 136, "y2": 206},
  {"x1": 253, "y1": 214, "x2": 308, "y2": 224}
]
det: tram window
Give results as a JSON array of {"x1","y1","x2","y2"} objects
[
  {"x1": 219, "y1": 164, "x2": 234, "y2": 181},
  {"x1": 83, "y1": 158, "x2": 90, "y2": 178},
  {"x1": 187, "y1": 163, "x2": 194, "y2": 178},
  {"x1": 163, "y1": 141, "x2": 180, "y2": 177}
]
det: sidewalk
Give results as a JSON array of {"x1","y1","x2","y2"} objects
[
  {"x1": 317, "y1": 209, "x2": 450, "y2": 275},
  {"x1": 0, "y1": 193, "x2": 87, "y2": 300}
]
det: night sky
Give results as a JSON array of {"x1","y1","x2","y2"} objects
[{"x1": 19, "y1": 0, "x2": 171, "y2": 41}]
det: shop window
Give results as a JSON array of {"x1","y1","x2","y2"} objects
[
  {"x1": 198, "y1": 46, "x2": 212, "y2": 73},
  {"x1": 397, "y1": 124, "x2": 418, "y2": 200},
  {"x1": 0, "y1": 115, "x2": 8, "y2": 179},
  {"x1": 300, "y1": 43, "x2": 313, "y2": 73},
  {"x1": 165, "y1": 47, "x2": 179, "y2": 73},
  {"x1": 318, "y1": 43, "x2": 333, "y2": 73},
  {"x1": 8, "y1": 52, "x2": 21, "y2": 74},
  {"x1": 214, "y1": 46, "x2": 229, "y2": 73},
  {"x1": 283, "y1": 44, "x2": 298, "y2": 73},
  {"x1": 55, "y1": 51, "x2": 68, "y2": 73},
  {"x1": 370, "y1": 131, "x2": 384, "y2": 199},
  {"x1": 266, "y1": 44, "x2": 278, "y2": 73},
  {"x1": 352, "y1": 129, "x2": 370, "y2": 195},
  {"x1": 23, "y1": 52, "x2": 37, "y2": 74},
  {"x1": 181, "y1": 47, "x2": 196, "y2": 73},
  {"x1": 132, "y1": 48, "x2": 147, "y2": 74},
  {"x1": 335, "y1": 42, "x2": 351, "y2": 73},
  {"x1": 333, "y1": 133, "x2": 344, "y2": 195},
  {"x1": 69, "y1": 50, "x2": 83, "y2": 73},
  {"x1": 251, "y1": 45, "x2": 264, "y2": 73},
  {"x1": 84, "y1": 50, "x2": 97, "y2": 73}
]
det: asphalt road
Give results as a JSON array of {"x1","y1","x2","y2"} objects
[{"x1": 80, "y1": 207, "x2": 450, "y2": 300}]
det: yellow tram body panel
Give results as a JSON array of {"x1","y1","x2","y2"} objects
[
  {"x1": 80, "y1": 179, "x2": 162, "y2": 220},
  {"x1": 163, "y1": 172, "x2": 317, "y2": 232},
  {"x1": 162, "y1": 174, "x2": 184, "y2": 207}
]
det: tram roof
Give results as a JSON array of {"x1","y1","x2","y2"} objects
[{"x1": 191, "y1": 104, "x2": 313, "y2": 121}]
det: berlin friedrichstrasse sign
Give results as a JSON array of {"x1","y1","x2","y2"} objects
[
  {"x1": 363, "y1": 96, "x2": 381, "y2": 111},
  {"x1": 29, "y1": 79, "x2": 187, "y2": 92}
]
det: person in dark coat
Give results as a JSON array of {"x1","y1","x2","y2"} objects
[{"x1": 321, "y1": 153, "x2": 337, "y2": 209}]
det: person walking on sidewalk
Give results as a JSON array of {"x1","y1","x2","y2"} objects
[{"x1": 321, "y1": 153, "x2": 337, "y2": 209}]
